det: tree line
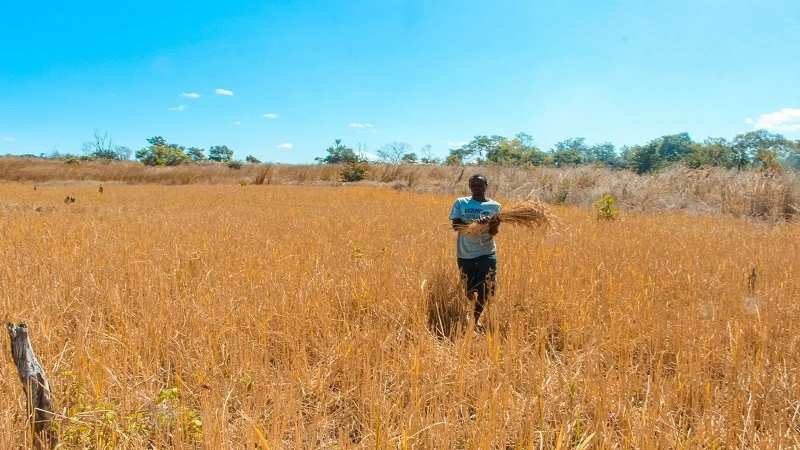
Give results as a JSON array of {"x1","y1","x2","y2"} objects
[
  {"x1": 14, "y1": 129, "x2": 800, "y2": 175},
  {"x1": 319, "y1": 130, "x2": 800, "y2": 174},
  {"x1": 33, "y1": 130, "x2": 260, "y2": 169}
]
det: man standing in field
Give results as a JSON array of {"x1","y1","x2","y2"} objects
[{"x1": 450, "y1": 174, "x2": 501, "y2": 328}]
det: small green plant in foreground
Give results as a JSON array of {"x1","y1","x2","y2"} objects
[{"x1": 594, "y1": 194, "x2": 619, "y2": 220}]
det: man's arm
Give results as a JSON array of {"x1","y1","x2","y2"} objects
[{"x1": 452, "y1": 218, "x2": 464, "y2": 231}]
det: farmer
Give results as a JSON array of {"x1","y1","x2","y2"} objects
[{"x1": 450, "y1": 174, "x2": 501, "y2": 327}]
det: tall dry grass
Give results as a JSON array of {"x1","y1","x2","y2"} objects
[
  {"x1": 1, "y1": 183, "x2": 798, "y2": 448},
  {"x1": 0, "y1": 185, "x2": 800, "y2": 449},
  {"x1": 2, "y1": 157, "x2": 798, "y2": 222}
]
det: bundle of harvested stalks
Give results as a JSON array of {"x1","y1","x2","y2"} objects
[{"x1": 459, "y1": 200, "x2": 554, "y2": 236}]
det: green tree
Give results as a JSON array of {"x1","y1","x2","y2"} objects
[
  {"x1": 627, "y1": 142, "x2": 661, "y2": 174},
  {"x1": 550, "y1": 138, "x2": 587, "y2": 167},
  {"x1": 658, "y1": 132, "x2": 694, "y2": 162},
  {"x1": 484, "y1": 133, "x2": 544, "y2": 166},
  {"x1": 448, "y1": 135, "x2": 507, "y2": 164},
  {"x1": 401, "y1": 152, "x2": 418, "y2": 164},
  {"x1": 245, "y1": 155, "x2": 262, "y2": 164},
  {"x1": 316, "y1": 139, "x2": 359, "y2": 164},
  {"x1": 551, "y1": 149, "x2": 582, "y2": 167},
  {"x1": 732, "y1": 130, "x2": 795, "y2": 170},
  {"x1": 618, "y1": 146, "x2": 632, "y2": 167},
  {"x1": 208, "y1": 145, "x2": 234, "y2": 162},
  {"x1": 515, "y1": 132, "x2": 536, "y2": 147},
  {"x1": 623, "y1": 133, "x2": 694, "y2": 174},
  {"x1": 444, "y1": 153, "x2": 463, "y2": 166},
  {"x1": 486, "y1": 138, "x2": 528, "y2": 165},
  {"x1": 148, "y1": 136, "x2": 166, "y2": 146},
  {"x1": 683, "y1": 137, "x2": 733, "y2": 169},
  {"x1": 587, "y1": 142, "x2": 620, "y2": 167},
  {"x1": 187, "y1": 147, "x2": 206, "y2": 162},
  {"x1": 528, "y1": 149, "x2": 553, "y2": 166},
  {"x1": 788, "y1": 140, "x2": 800, "y2": 170},
  {"x1": 135, "y1": 136, "x2": 190, "y2": 166}
]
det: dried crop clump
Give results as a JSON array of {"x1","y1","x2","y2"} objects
[{"x1": 459, "y1": 200, "x2": 555, "y2": 235}]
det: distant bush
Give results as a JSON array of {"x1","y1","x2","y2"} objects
[{"x1": 340, "y1": 161, "x2": 368, "y2": 182}]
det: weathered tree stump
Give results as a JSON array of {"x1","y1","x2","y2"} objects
[{"x1": 7, "y1": 322, "x2": 58, "y2": 449}]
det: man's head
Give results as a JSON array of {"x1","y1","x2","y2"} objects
[{"x1": 469, "y1": 174, "x2": 488, "y2": 198}]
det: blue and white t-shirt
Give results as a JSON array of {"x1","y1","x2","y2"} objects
[{"x1": 449, "y1": 196, "x2": 501, "y2": 259}]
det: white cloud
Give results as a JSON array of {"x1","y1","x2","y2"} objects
[
  {"x1": 2, "y1": 136, "x2": 15, "y2": 142},
  {"x1": 262, "y1": 113, "x2": 279, "y2": 119},
  {"x1": 349, "y1": 122, "x2": 374, "y2": 128},
  {"x1": 447, "y1": 141, "x2": 468, "y2": 147},
  {"x1": 215, "y1": 88, "x2": 234, "y2": 96},
  {"x1": 745, "y1": 118, "x2": 754, "y2": 124},
  {"x1": 233, "y1": 121, "x2": 241, "y2": 125},
  {"x1": 169, "y1": 105, "x2": 187, "y2": 111},
  {"x1": 181, "y1": 92, "x2": 201, "y2": 98},
  {"x1": 359, "y1": 151, "x2": 379, "y2": 161},
  {"x1": 277, "y1": 142, "x2": 294, "y2": 149},
  {"x1": 752, "y1": 108, "x2": 800, "y2": 132}
]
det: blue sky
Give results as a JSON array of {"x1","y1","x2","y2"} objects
[{"x1": 1, "y1": 0, "x2": 799, "y2": 164}]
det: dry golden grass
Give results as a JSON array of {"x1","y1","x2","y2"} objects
[
  {"x1": 1, "y1": 182, "x2": 799, "y2": 448},
  {"x1": 2, "y1": 157, "x2": 798, "y2": 222}
]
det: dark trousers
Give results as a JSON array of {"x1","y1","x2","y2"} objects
[{"x1": 457, "y1": 254, "x2": 497, "y2": 321}]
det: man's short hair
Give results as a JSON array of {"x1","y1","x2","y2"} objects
[{"x1": 469, "y1": 174, "x2": 488, "y2": 184}]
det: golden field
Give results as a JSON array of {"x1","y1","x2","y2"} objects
[{"x1": 1, "y1": 182, "x2": 799, "y2": 449}]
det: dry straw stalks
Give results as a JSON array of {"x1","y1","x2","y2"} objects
[{"x1": 458, "y1": 200, "x2": 556, "y2": 236}]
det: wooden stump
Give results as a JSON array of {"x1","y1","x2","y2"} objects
[{"x1": 7, "y1": 322, "x2": 58, "y2": 449}]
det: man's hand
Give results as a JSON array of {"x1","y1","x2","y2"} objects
[
  {"x1": 476, "y1": 215, "x2": 500, "y2": 235},
  {"x1": 476, "y1": 215, "x2": 499, "y2": 225},
  {"x1": 488, "y1": 220, "x2": 500, "y2": 235}
]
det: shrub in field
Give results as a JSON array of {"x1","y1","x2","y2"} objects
[
  {"x1": 227, "y1": 160, "x2": 243, "y2": 170},
  {"x1": 594, "y1": 194, "x2": 619, "y2": 220},
  {"x1": 340, "y1": 161, "x2": 368, "y2": 182},
  {"x1": 135, "y1": 136, "x2": 191, "y2": 166}
]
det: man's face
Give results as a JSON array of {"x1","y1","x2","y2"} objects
[{"x1": 469, "y1": 177, "x2": 487, "y2": 197}]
